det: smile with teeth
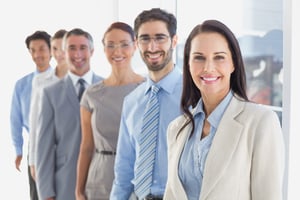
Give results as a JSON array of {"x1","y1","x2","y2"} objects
[
  {"x1": 113, "y1": 57, "x2": 124, "y2": 61},
  {"x1": 74, "y1": 58, "x2": 83, "y2": 63},
  {"x1": 201, "y1": 76, "x2": 219, "y2": 82},
  {"x1": 147, "y1": 52, "x2": 162, "y2": 59}
]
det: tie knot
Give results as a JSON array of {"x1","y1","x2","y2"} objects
[
  {"x1": 78, "y1": 78, "x2": 85, "y2": 86},
  {"x1": 151, "y1": 85, "x2": 160, "y2": 95}
]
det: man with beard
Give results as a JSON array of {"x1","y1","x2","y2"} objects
[{"x1": 110, "y1": 8, "x2": 182, "y2": 200}]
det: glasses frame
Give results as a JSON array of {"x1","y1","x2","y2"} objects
[
  {"x1": 104, "y1": 41, "x2": 134, "y2": 51},
  {"x1": 137, "y1": 34, "x2": 170, "y2": 45}
]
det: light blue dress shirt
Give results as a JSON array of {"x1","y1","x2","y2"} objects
[
  {"x1": 10, "y1": 67, "x2": 52, "y2": 156},
  {"x1": 179, "y1": 91, "x2": 233, "y2": 200},
  {"x1": 110, "y1": 66, "x2": 183, "y2": 200}
]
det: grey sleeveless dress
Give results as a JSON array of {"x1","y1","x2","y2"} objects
[{"x1": 80, "y1": 80, "x2": 141, "y2": 200}]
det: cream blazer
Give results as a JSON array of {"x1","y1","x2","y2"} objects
[{"x1": 164, "y1": 96, "x2": 285, "y2": 200}]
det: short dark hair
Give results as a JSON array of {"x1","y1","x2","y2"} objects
[
  {"x1": 102, "y1": 22, "x2": 135, "y2": 44},
  {"x1": 134, "y1": 8, "x2": 177, "y2": 38},
  {"x1": 25, "y1": 30, "x2": 51, "y2": 49}
]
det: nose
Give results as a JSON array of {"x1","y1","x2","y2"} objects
[
  {"x1": 147, "y1": 39, "x2": 159, "y2": 51},
  {"x1": 204, "y1": 60, "x2": 214, "y2": 72}
]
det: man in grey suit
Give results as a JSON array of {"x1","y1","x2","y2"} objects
[{"x1": 35, "y1": 28, "x2": 103, "y2": 200}]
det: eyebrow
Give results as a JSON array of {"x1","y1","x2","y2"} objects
[
  {"x1": 139, "y1": 33, "x2": 168, "y2": 37},
  {"x1": 191, "y1": 51, "x2": 227, "y2": 55}
]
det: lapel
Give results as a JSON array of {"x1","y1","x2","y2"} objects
[
  {"x1": 63, "y1": 73, "x2": 102, "y2": 110},
  {"x1": 199, "y1": 96, "x2": 245, "y2": 200},
  {"x1": 172, "y1": 118, "x2": 193, "y2": 200},
  {"x1": 64, "y1": 76, "x2": 79, "y2": 110}
]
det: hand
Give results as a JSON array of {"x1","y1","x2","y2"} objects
[
  {"x1": 30, "y1": 165, "x2": 36, "y2": 181},
  {"x1": 15, "y1": 155, "x2": 22, "y2": 171}
]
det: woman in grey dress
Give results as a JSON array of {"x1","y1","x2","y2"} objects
[{"x1": 75, "y1": 22, "x2": 145, "y2": 200}]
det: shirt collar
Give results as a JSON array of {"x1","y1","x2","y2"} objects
[
  {"x1": 144, "y1": 66, "x2": 182, "y2": 95},
  {"x1": 68, "y1": 69, "x2": 93, "y2": 87},
  {"x1": 34, "y1": 65, "x2": 52, "y2": 76},
  {"x1": 194, "y1": 90, "x2": 233, "y2": 128}
]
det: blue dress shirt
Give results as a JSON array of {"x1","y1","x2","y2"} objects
[
  {"x1": 178, "y1": 91, "x2": 233, "y2": 200},
  {"x1": 110, "y1": 67, "x2": 183, "y2": 200},
  {"x1": 10, "y1": 67, "x2": 52, "y2": 156}
]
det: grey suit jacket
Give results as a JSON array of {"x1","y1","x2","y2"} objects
[
  {"x1": 164, "y1": 96, "x2": 285, "y2": 200},
  {"x1": 36, "y1": 74, "x2": 102, "y2": 200}
]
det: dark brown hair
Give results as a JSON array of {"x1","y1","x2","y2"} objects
[
  {"x1": 102, "y1": 22, "x2": 135, "y2": 44},
  {"x1": 25, "y1": 30, "x2": 51, "y2": 49},
  {"x1": 180, "y1": 19, "x2": 248, "y2": 136},
  {"x1": 134, "y1": 8, "x2": 177, "y2": 38}
]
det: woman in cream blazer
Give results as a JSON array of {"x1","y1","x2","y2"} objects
[{"x1": 164, "y1": 20, "x2": 284, "y2": 200}]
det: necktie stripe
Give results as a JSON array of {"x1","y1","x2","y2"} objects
[{"x1": 135, "y1": 85, "x2": 160, "y2": 199}]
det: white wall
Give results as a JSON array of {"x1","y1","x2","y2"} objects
[
  {"x1": 0, "y1": 1, "x2": 173, "y2": 198},
  {"x1": 0, "y1": 0, "x2": 117, "y2": 198},
  {"x1": 285, "y1": 0, "x2": 300, "y2": 199}
]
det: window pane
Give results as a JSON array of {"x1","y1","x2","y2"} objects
[{"x1": 176, "y1": 0, "x2": 283, "y2": 118}]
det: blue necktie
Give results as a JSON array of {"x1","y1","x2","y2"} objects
[
  {"x1": 135, "y1": 85, "x2": 160, "y2": 199},
  {"x1": 78, "y1": 78, "x2": 85, "y2": 101}
]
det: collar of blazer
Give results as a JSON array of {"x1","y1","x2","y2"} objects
[
  {"x1": 200, "y1": 95, "x2": 245, "y2": 199},
  {"x1": 171, "y1": 95, "x2": 246, "y2": 199}
]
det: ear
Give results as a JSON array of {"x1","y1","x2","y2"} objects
[
  {"x1": 90, "y1": 48, "x2": 94, "y2": 56},
  {"x1": 230, "y1": 64, "x2": 235, "y2": 74},
  {"x1": 171, "y1": 34, "x2": 178, "y2": 49}
]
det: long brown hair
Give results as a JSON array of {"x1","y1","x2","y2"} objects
[{"x1": 179, "y1": 19, "x2": 248, "y2": 137}]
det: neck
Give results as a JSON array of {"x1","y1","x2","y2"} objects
[
  {"x1": 37, "y1": 64, "x2": 50, "y2": 73},
  {"x1": 149, "y1": 62, "x2": 174, "y2": 83},
  {"x1": 104, "y1": 67, "x2": 143, "y2": 86},
  {"x1": 55, "y1": 64, "x2": 68, "y2": 78}
]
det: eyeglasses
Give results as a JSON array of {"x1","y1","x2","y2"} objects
[
  {"x1": 138, "y1": 34, "x2": 170, "y2": 45},
  {"x1": 104, "y1": 41, "x2": 134, "y2": 51}
]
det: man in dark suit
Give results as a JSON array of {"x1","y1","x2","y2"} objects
[{"x1": 35, "y1": 28, "x2": 103, "y2": 200}]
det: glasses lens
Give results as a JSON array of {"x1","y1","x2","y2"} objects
[{"x1": 138, "y1": 35, "x2": 169, "y2": 45}]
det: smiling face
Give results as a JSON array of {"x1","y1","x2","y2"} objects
[
  {"x1": 137, "y1": 20, "x2": 176, "y2": 73},
  {"x1": 65, "y1": 35, "x2": 93, "y2": 76},
  {"x1": 189, "y1": 32, "x2": 234, "y2": 99},
  {"x1": 29, "y1": 39, "x2": 51, "y2": 71},
  {"x1": 51, "y1": 38, "x2": 66, "y2": 66},
  {"x1": 103, "y1": 29, "x2": 135, "y2": 69}
]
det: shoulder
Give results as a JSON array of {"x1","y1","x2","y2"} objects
[
  {"x1": 243, "y1": 100, "x2": 277, "y2": 119},
  {"x1": 167, "y1": 114, "x2": 190, "y2": 146},
  {"x1": 15, "y1": 72, "x2": 34, "y2": 85},
  {"x1": 43, "y1": 76, "x2": 67, "y2": 93},
  {"x1": 86, "y1": 80, "x2": 104, "y2": 93},
  {"x1": 168, "y1": 114, "x2": 188, "y2": 136},
  {"x1": 33, "y1": 71, "x2": 54, "y2": 86},
  {"x1": 230, "y1": 96, "x2": 280, "y2": 126},
  {"x1": 93, "y1": 73, "x2": 104, "y2": 82},
  {"x1": 123, "y1": 81, "x2": 147, "y2": 102}
]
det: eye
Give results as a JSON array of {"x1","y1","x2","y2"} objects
[
  {"x1": 155, "y1": 35, "x2": 166, "y2": 42},
  {"x1": 139, "y1": 36, "x2": 150, "y2": 44},
  {"x1": 68, "y1": 46, "x2": 76, "y2": 51},
  {"x1": 193, "y1": 55, "x2": 205, "y2": 62},
  {"x1": 106, "y1": 44, "x2": 115, "y2": 49},
  {"x1": 80, "y1": 46, "x2": 88, "y2": 51},
  {"x1": 121, "y1": 43, "x2": 130, "y2": 48},
  {"x1": 215, "y1": 55, "x2": 225, "y2": 60}
]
